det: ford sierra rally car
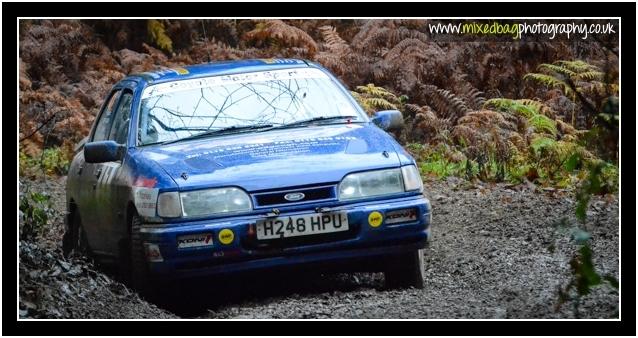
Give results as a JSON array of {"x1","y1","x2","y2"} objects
[{"x1": 63, "y1": 58, "x2": 432, "y2": 292}]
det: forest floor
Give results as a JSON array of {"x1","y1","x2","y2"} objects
[{"x1": 18, "y1": 175, "x2": 619, "y2": 319}]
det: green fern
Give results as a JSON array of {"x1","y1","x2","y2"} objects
[
  {"x1": 351, "y1": 91, "x2": 371, "y2": 112},
  {"x1": 355, "y1": 84, "x2": 399, "y2": 103},
  {"x1": 365, "y1": 97, "x2": 398, "y2": 110},
  {"x1": 147, "y1": 19, "x2": 173, "y2": 53},
  {"x1": 529, "y1": 114, "x2": 558, "y2": 136},
  {"x1": 523, "y1": 73, "x2": 574, "y2": 99},
  {"x1": 350, "y1": 91, "x2": 364, "y2": 105},
  {"x1": 575, "y1": 71, "x2": 605, "y2": 81},
  {"x1": 530, "y1": 136, "x2": 583, "y2": 171},
  {"x1": 525, "y1": 60, "x2": 610, "y2": 101},
  {"x1": 351, "y1": 91, "x2": 397, "y2": 112},
  {"x1": 483, "y1": 98, "x2": 517, "y2": 111},
  {"x1": 516, "y1": 99, "x2": 556, "y2": 118},
  {"x1": 582, "y1": 81, "x2": 619, "y2": 96},
  {"x1": 352, "y1": 84, "x2": 402, "y2": 113},
  {"x1": 530, "y1": 135, "x2": 557, "y2": 154},
  {"x1": 555, "y1": 60, "x2": 599, "y2": 73},
  {"x1": 538, "y1": 63, "x2": 577, "y2": 78},
  {"x1": 484, "y1": 98, "x2": 537, "y2": 118},
  {"x1": 484, "y1": 98, "x2": 556, "y2": 119}
]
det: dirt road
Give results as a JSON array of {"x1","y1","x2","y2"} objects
[{"x1": 19, "y1": 176, "x2": 619, "y2": 318}]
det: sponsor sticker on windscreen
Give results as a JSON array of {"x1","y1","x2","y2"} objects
[
  {"x1": 141, "y1": 68, "x2": 330, "y2": 99},
  {"x1": 177, "y1": 233, "x2": 214, "y2": 249}
]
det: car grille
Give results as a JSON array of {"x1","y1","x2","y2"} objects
[{"x1": 252, "y1": 185, "x2": 337, "y2": 208}]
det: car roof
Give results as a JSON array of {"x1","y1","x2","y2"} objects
[{"x1": 123, "y1": 58, "x2": 314, "y2": 86}]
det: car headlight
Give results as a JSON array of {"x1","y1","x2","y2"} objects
[
  {"x1": 338, "y1": 168, "x2": 404, "y2": 200},
  {"x1": 338, "y1": 165, "x2": 423, "y2": 201},
  {"x1": 157, "y1": 187, "x2": 252, "y2": 218},
  {"x1": 181, "y1": 187, "x2": 252, "y2": 217},
  {"x1": 157, "y1": 191, "x2": 182, "y2": 218},
  {"x1": 401, "y1": 164, "x2": 424, "y2": 193}
]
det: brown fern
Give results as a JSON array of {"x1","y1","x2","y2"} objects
[
  {"x1": 456, "y1": 83, "x2": 486, "y2": 110},
  {"x1": 453, "y1": 109, "x2": 522, "y2": 175},
  {"x1": 384, "y1": 38, "x2": 427, "y2": 61},
  {"x1": 314, "y1": 52, "x2": 349, "y2": 75},
  {"x1": 351, "y1": 20, "x2": 427, "y2": 52},
  {"x1": 243, "y1": 20, "x2": 318, "y2": 56},
  {"x1": 420, "y1": 84, "x2": 471, "y2": 124},
  {"x1": 190, "y1": 38, "x2": 246, "y2": 62},
  {"x1": 351, "y1": 20, "x2": 392, "y2": 52},
  {"x1": 19, "y1": 58, "x2": 31, "y2": 90},
  {"x1": 318, "y1": 25, "x2": 350, "y2": 55},
  {"x1": 404, "y1": 103, "x2": 450, "y2": 143}
]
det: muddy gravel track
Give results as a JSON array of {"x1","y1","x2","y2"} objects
[{"x1": 19, "y1": 176, "x2": 619, "y2": 319}]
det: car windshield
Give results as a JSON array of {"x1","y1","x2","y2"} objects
[{"x1": 137, "y1": 68, "x2": 365, "y2": 145}]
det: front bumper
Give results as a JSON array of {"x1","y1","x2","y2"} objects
[{"x1": 140, "y1": 195, "x2": 431, "y2": 280}]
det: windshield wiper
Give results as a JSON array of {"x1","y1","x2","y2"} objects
[
  {"x1": 160, "y1": 124, "x2": 274, "y2": 145},
  {"x1": 155, "y1": 116, "x2": 358, "y2": 146},
  {"x1": 271, "y1": 115, "x2": 359, "y2": 130}
]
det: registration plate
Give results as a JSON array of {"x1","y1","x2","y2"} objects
[{"x1": 256, "y1": 212, "x2": 349, "y2": 240}]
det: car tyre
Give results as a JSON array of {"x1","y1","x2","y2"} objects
[
  {"x1": 123, "y1": 212, "x2": 153, "y2": 295},
  {"x1": 384, "y1": 249, "x2": 425, "y2": 289},
  {"x1": 62, "y1": 210, "x2": 90, "y2": 257}
]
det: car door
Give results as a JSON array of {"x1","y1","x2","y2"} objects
[
  {"x1": 93, "y1": 89, "x2": 134, "y2": 255},
  {"x1": 76, "y1": 88, "x2": 122, "y2": 253}
]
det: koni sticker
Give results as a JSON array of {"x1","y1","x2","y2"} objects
[
  {"x1": 385, "y1": 209, "x2": 418, "y2": 225},
  {"x1": 177, "y1": 233, "x2": 214, "y2": 249},
  {"x1": 133, "y1": 187, "x2": 159, "y2": 217}
]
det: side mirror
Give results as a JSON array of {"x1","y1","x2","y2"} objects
[
  {"x1": 371, "y1": 110, "x2": 404, "y2": 132},
  {"x1": 84, "y1": 141, "x2": 125, "y2": 163}
]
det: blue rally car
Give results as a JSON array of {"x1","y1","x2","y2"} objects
[{"x1": 63, "y1": 58, "x2": 432, "y2": 292}]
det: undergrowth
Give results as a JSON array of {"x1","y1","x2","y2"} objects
[
  {"x1": 20, "y1": 146, "x2": 72, "y2": 177},
  {"x1": 19, "y1": 190, "x2": 54, "y2": 241}
]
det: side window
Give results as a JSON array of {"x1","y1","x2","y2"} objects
[
  {"x1": 93, "y1": 89, "x2": 122, "y2": 142},
  {"x1": 108, "y1": 92, "x2": 133, "y2": 145}
]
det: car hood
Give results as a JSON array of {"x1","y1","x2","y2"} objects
[{"x1": 137, "y1": 124, "x2": 403, "y2": 192}]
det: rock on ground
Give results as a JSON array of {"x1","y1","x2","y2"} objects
[{"x1": 19, "y1": 177, "x2": 176, "y2": 319}]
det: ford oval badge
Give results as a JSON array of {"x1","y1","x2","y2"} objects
[{"x1": 284, "y1": 192, "x2": 305, "y2": 201}]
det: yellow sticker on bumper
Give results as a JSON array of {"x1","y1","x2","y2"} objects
[
  {"x1": 218, "y1": 229, "x2": 234, "y2": 245},
  {"x1": 368, "y1": 211, "x2": 383, "y2": 228}
]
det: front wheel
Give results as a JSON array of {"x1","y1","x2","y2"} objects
[
  {"x1": 62, "y1": 210, "x2": 90, "y2": 257},
  {"x1": 384, "y1": 249, "x2": 425, "y2": 289},
  {"x1": 121, "y1": 212, "x2": 152, "y2": 294}
]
